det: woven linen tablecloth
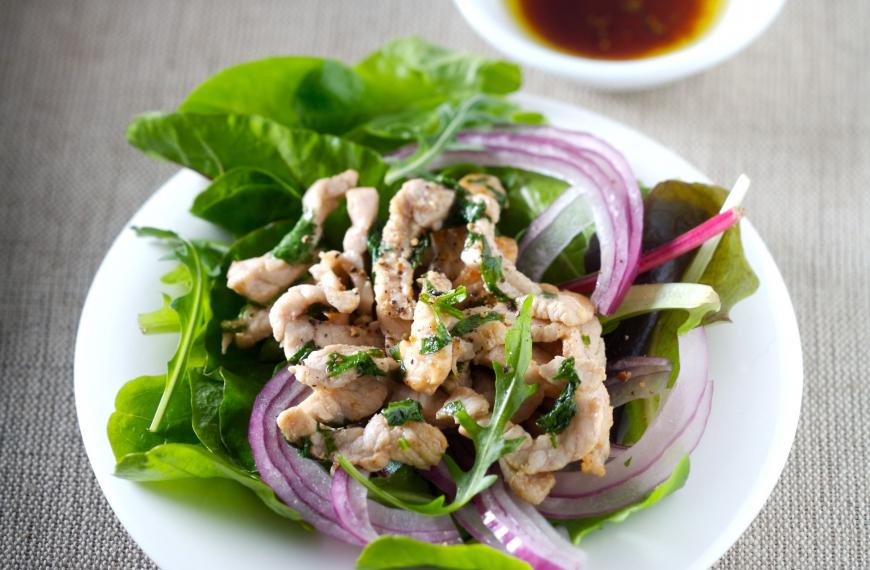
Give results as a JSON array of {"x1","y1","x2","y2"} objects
[{"x1": 1, "y1": 1, "x2": 867, "y2": 568}]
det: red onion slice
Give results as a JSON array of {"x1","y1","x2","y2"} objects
[
  {"x1": 249, "y1": 369, "x2": 461, "y2": 545},
  {"x1": 541, "y1": 381, "x2": 712, "y2": 519},
  {"x1": 331, "y1": 466, "x2": 379, "y2": 544},
  {"x1": 538, "y1": 328, "x2": 710, "y2": 518},
  {"x1": 476, "y1": 481, "x2": 587, "y2": 570}
]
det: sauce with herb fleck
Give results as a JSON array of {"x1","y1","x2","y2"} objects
[{"x1": 508, "y1": 0, "x2": 722, "y2": 61}]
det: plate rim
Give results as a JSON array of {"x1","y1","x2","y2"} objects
[{"x1": 74, "y1": 92, "x2": 804, "y2": 570}]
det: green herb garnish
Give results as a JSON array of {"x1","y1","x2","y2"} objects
[
  {"x1": 465, "y1": 230, "x2": 511, "y2": 302},
  {"x1": 383, "y1": 399, "x2": 425, "y2": 426},
  {"x1": 271, "y1": 213, "x2": 317, "y2": 263},
  {"x1": 287, "y1": 341, "x2": 316, "y2": 365},
  {"x1": 536, "y1": 357, "x2": 580, "y2": 434},
  {"x1": 451, "y1": 310, "x2": 504, "y2": 337},
  {"x1": 326, "y1": 349, "x2": 387, "y2": 377}
]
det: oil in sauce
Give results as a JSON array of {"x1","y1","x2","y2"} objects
[{"x1": 508, "y1": 0, "x2": 723, "y2": 60}]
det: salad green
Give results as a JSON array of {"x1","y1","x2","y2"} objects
[{"x1": 109, "y1": 37, "x2": 760, "y2": 570}]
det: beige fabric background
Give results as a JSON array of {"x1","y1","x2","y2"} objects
[{"x1": 1, "y1": 0, "x2": 867, "y2": 568}]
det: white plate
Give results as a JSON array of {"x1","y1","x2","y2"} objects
[{"x1": 75, "y1": 94, "x2": 802, "y2": 570}]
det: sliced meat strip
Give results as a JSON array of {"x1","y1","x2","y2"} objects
[
  {"x1": 293, "y1": 344, "x2": 397, "y2": 390},
  {"x1": 309, "y1": 414, "x2": 448, "y2": 472},
  {"x1": 226, "y1": 170, "x2": 359, "y2": 304},
  {"x1": 221, "y1": 305, "x2": 272, "y2": 352},
  {"x1": 374, "y1": 179, "x2": 455, "y2": 341}
]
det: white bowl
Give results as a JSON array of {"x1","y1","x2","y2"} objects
[{"x1": 453, "y1": 0, "x2": 787, "y2": 90}]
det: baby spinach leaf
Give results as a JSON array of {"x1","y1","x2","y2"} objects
[
  {"x1": 189, "y1": 368, "x2": 226, "y2": 456},
  {"x1": 179, "y1": 56, "x2": 324, "y2": 128},
  {"x1": 382, "y1": 399, "x2": 425, "y2": 427},
  {"x1": 114, "y1": 442, "x2": 300, "y2": 521},
  {"x1": 126, "y1": 112, "x2": 387, "y2": 189},
  {"x1": 190, "y1": 168, "x2": 302, "y2": 237},
  {"x1": 107, "y1": 374, "x2": 197, "y2": 460},
  {"x1": 292, "y1": 59, "x2": 369, "y2": 134},
  {"x1": 217, "y1": 366, "x2": 268, "y2": 471},
  {"x1": 559, "y1": 455, "x2": 690, "y2": 543},
  {"x1": 355, "y1": 36, "x2": 522, "y2": 112},
  {"x1": 357, "y1": 535, "x2": 531, "y2": 570}
]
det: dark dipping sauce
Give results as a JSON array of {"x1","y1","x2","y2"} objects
[{"x1": 509, "y1": 0, "x2": 722, "y2": 60}]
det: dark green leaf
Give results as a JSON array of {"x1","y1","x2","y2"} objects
[
  {"x1": 270, "y1": 214, "x2": 318, "y2": 264},
  {"x1": 382, "y1": 399, "x2": 425, "y2": 427},
  {"x1": 450, "y1": 311, "x2": 504, "y2": 337},
  {"x1": 326, "y1": 349, "x2": 387, "y2": 377},
  {"x1": 292, "y1": 60, "x2": 368, "y2": 134},
  {"x1": 190, "y1": 168, "x2": 302, "y2": 237},
  {"x1": 126, "y1": 112, "x2": 387, "y2": 189},
  {"x1": 536, "y1": 358, "x2": 580, "y2": 434}
]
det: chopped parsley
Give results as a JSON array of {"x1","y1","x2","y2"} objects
[
  {"x1": 271, "y1": 213, "x2": 317, "y2": 264},
  {"x1": 624, "y1": 456, "x2": 633, "y2": 468},
  {"x1": 397, "y1": 438, "x2": 410, "y2": 451},
  {"x1": 382, "y1": 399, "x2": 425, "y2": 426},
  {"x1": 581, "y1": 334, "x2": 591, "y2": 346},
  {"x1": 326, "y1": 349, "x2": 387, "y2": 377},
  {"x1": 465, "y1": 231, "x2": 511, "y2": 302},
  {"x1": 450, "y1": 310, "x2": 504, "y2": 337},
  {"x1": 388, "y1": 344, "x2": 406, "y2": 376},
  {"x1": 536, "y1": 358, "x2": 581, "y2": 434},
  {"x1": 287, "y1": 340, "x2": 316, "y2": 365},
  {"x1": 418, "y1": 282, "x2": 467, "y2": 354}
]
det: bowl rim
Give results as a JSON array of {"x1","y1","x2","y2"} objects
[{"x1": 453, "y1": 0, "x2": 788, "y2": 88}]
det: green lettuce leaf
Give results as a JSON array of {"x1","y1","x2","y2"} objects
[
  {"x1": 354, "y1": 36, "x2": 521, "y2": 111},
  {"x1": 114, "y1": 442, "x2": 300, "y2": 521},
  {"x1": 189, "y1": 168, "x2": 302, "y2": 237},
  {"x1": 600, "y1": 283, "x2": 721, "y2": 334},
  {"x1": 560, "y1": 455, "x2": 690, "y2": 543},
  {"x1": 620, "y1": 181, "x2": 759, "y2": 443},
  {"x1": 356, "y1": 535, "x2": 530, "y2": 570},
  {"x1": 126, "y1": 112, "x2": 387, "y2": 189}
]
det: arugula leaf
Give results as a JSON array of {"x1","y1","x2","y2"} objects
[
  {"x1": 450, "y1": 311, "x2": 504, "y2": 337},
  {"x1": 536, "y1": 358, "x2": 580, "y2": 434},
  {"x1": 560, "y1": 455, "x2": 691, "y2": 543},
  {"x1": 382, "y1": 399, "x2": 425, "y2": 427},
  {"x1": 326, "y1": 349, "x2": 387, "y2": 377},
  {"x1": 356, "y1": 535, "x2": 531, "y2": 570},
  {"x1": 114, "y1": 442, "x2": 300, "y2": 521},
  {"x1": 132, "y1": 227, "x2": 219, "y2": 433},
  {"x1": 189, "y1": 168, "x2": 302, "y2": 237},
  {"x1": 339, "y1": 296, "x2": 537, "y2": 515}
]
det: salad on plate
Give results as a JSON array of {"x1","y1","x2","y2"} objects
[{"x1": 108, "y1": 37, "x2": 758, "y2": 569}]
